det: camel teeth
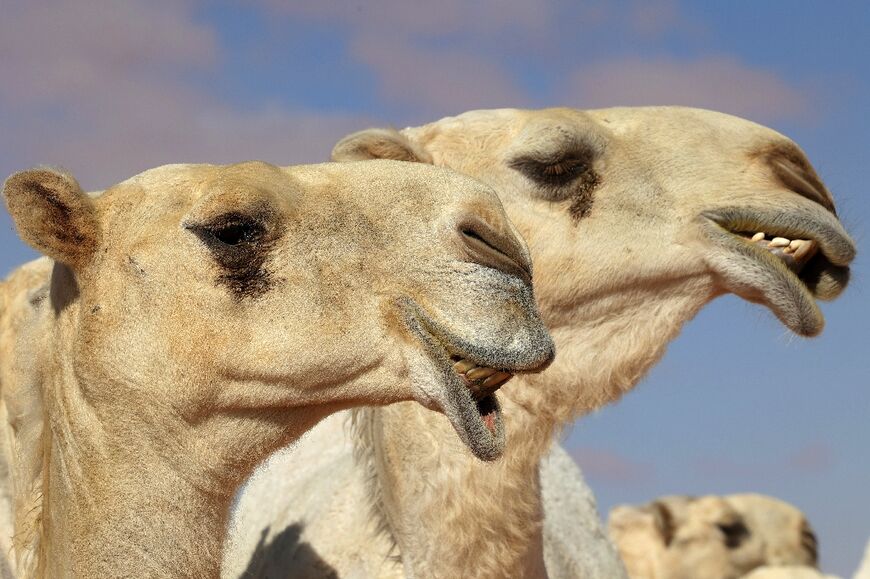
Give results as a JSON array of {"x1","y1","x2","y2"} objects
[
  {"x1": 481, "y1": 371, "x2": 513, "y2": 389},
  {"x1": 789, "y1": 239, "x2": 803, "y2": 251},
  {"x1": 794, "y1": 239, "x2": 816, "y2": 261},
  {"x1": 453, "y1": 359, "x2": 476, "y2": 374},
  {"x1": 768, "y1": 237, "x2": 790, "y2": 248},
  {"x1": 466, "y1": 367, "x2": 498, "y2": 381},
  {"x1": 751, "y1": 232, "x2": 765, "y2": 242}
]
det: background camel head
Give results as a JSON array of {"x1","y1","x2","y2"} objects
[
  {"x1": 608, "y1": 494, "x2": 818, "y2": 579},
  {"x1": 727, "y1": 494, "x2": 819, "y2": 568},
  {"x1": 333, "y1": 107, "x2": 856, "y2": 340},
  {"x1": 2, "y1": 160, "x2": 554, "y2": 461}
]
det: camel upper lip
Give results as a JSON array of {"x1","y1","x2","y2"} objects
[{"x1": 702, "y1": 207, "x2": 855, "y2": 270}]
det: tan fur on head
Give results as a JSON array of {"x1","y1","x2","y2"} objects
[
  {"x1": 608, "y1": 494, "x2": 820, "y2": 579},
  {"x1": 0, "y1": 160, "x2": 552, "y2": 578}
]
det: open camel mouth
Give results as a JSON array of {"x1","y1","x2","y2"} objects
[
  {"x1": 701, "y1": 207, "x2": 855, "y2": 337},
  {"x1": 737, "y1": 231, "x2": 819, "y2": 275},
  {"x1": 395, "y1": 290, "x2": 553, "y2": 461},
  {"x1": 425, "y1": 339, "x2": 512, "y2": 463},
  {"x1": 450, "y1": 355, "x2": 513, "y2": 435}
]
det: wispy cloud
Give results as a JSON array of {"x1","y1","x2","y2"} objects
[
  {"x1": 570, "y1": 447, "x2": 655, "y2": 485},
  {"x1": 0, "y1": 0, "x2": 371, "y2": 189},
  {"x1": 0, "y1": 0, "x2": 823, "y2": 188},
  {"x1": 561, "y1": 56, "x2": 811, "y2": 123},
  {"x1": 252, "y1": 0, "x2": 813, "y2": 124},
  {"x1": 352, "y1": 35, "x2": 530, "y2": 115},
  {"x1": 786, "y1": 442, "x2": 834, "y2": 473},
  {"x1": 691, "y1": 441, "x2": 836, "y2": 480},
  {"x1": 254, "y1": 0, "x2": 555, "y2": 41},
  {"x1": 0, "y1": 0, "x2": 216, "y2": 108}
]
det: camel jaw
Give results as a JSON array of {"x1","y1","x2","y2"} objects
[
  {"x1": 395, "y1": 300, "x2": 509, "y2": 461},
  {"x1": 699, "y1": 207, "x2": 855, "y2": 337}
]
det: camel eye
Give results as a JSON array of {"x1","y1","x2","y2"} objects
[
  {"x1": 509, "y1": 156, "x2": 590, "y2": 188},
  {"x1": 211, "y1": 221, "x2": 260, "y2": 245},
  {"x1": 196, "y1": 214, "x2": 265, "y2": 247},
  {"x1": 185, "y1": 212, "x2": 268, "y2": 251},
  {"x1": 717, "y1": 521, "x2": 749, "y2": 548}
]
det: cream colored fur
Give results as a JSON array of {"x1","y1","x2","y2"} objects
[
  {"x1": 609, "y1": 494, "x2": 819, "y2": 579},
  {"x1": 855, "y1": 539, "x2": 870, "y2": 579},
  {"x1": 226, "y1": 107, "x2": 856, "y2": 578},
  {"x1": 0, "y1": 160, "x2": 552, "y2": 578},
  {"x1": 743, "y1": 567, "x2": 840, "y2": 579}
]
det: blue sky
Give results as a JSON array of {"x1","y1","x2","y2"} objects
[{"x1": 1, "y1": 1, "x2": 868, "y2": 574}]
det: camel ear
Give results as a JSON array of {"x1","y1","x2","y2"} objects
[
  {"x1": 332, "y1": 128, "x2": 433, "y2": 164},
  {"x1": 3, "y1": 168, "x2": 99, "y2": 268}
]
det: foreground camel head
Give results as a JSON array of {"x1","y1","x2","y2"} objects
[
  {"x1": 608, "y1": 494, "x2": 818, "y2": 579},
  {"x1": 3, "y1": 161, "x2": 553, "y2": 463},
  {"x1": 334, "y1": 107, "x2": 856, "y2": 342}
]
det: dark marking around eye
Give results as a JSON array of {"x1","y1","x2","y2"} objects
[
  {"x1": 185, "y1": 211, "x2": 280, "y2": 300},
  {"x1": 800, "y1": 520, "x2": 818, "y2": 564},
  {"x1": 568, "y1": 172, "x2": 600, "y2": 221},
  {"x1": 717, "y1": 521, "x2": 750, "y2": 549},
  {"x1": 508, "y1": 152, "x2": 600, "y2": 223}
]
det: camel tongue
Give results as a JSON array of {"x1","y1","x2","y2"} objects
[{"x1": 482, "y1": 412, "x2": 497, "y2": 435}]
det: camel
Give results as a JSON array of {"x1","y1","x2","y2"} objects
[
  {"x1": 0, "y1": 160, "x2": 554, "y2": 578},
  {"x1": 224, "y1": 107, "x2": 856, "y2": 578},
  {"x1": 608, "y1": 493, "x2": 819, "y2": 579}
]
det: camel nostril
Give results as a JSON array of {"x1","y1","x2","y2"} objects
[{"x1": 458, "y1": 218, "x2": 532, "y2": 284}]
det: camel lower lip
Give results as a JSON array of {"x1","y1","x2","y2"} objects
[
  {"x1": 700, "y1": 217, "x2": 826, "y2": 336},
  {"x1": 435, "y1": 354, "x2": 506, "y2": 461}
]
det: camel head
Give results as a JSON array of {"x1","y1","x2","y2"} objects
[
  {"x1": 727, "y1": 493, "x2": 818, "y2": 568},
  {"x1": 608, "y1": 494, "x2": 818, "y2": 579},
  {"x1": 333, "y1": 108, "x2": 856, "y2": 342},
  {"x1": 2, "y1": 160, "x2": 553, "y2": 462}
]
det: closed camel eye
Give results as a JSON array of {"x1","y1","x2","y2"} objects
[{"x1": 508, "y1": 155, "x2": 591, "y2": 188}]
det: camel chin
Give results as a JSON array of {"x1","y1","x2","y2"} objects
[
  {"x1": 699, "y1": 205, "x2": 854, "y2": 336},
  {"x1": 401, "y1": 288, "x2": 555, "y2": 461}
]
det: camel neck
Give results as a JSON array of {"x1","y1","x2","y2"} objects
[
  {"x1": 44, "y1": 442, "x2": 231, "y2": 579},
  {"x1": 37, "y1": 369, "x2": 318, "y2": 579},
  {"x1": 354, "y1": 390, "x2": 557, "y2": 579},
  {"x1": 360, "y1": 281, "x2": 713, "y2": 578},
  {"x1": 39, "y1": 378, "x2": 236, "y2": 579}
]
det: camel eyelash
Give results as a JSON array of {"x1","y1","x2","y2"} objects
[{"x1": 508, "y1": 155, "x2": 592, "y2": 187}]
